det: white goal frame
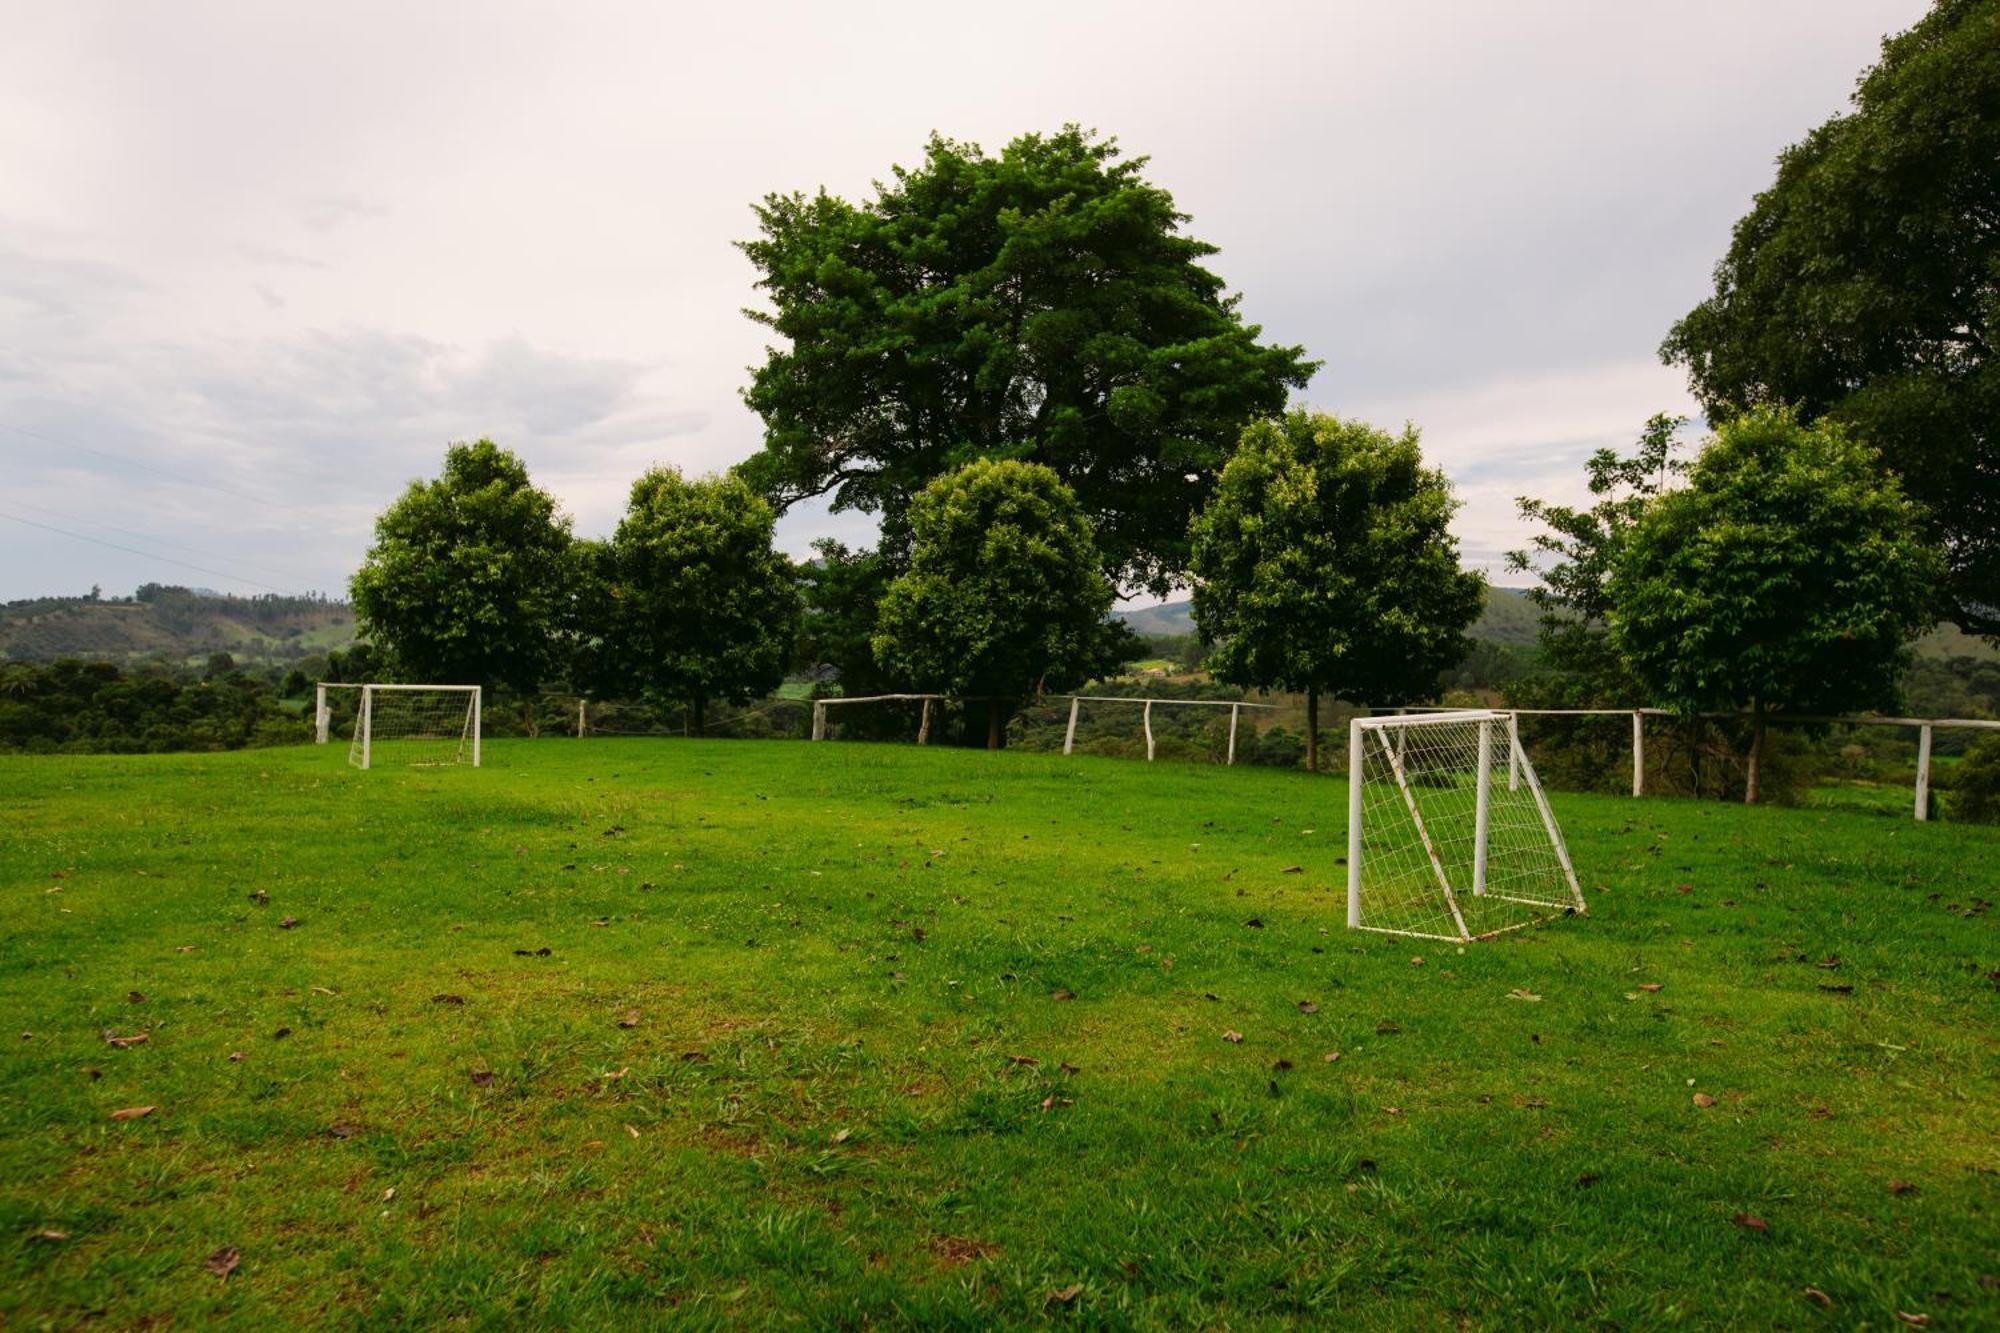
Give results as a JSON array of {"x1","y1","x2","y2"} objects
[
  {"x1": 315, "y1": 682, "x2": 481, "y2": 769},
  {"x1": 1345, "y1": 709, "x2": 1582, "y2": 941}
]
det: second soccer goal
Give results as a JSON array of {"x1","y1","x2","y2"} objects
[{"x1": 1346, "y1": 710, "x2": 1584, "y2": 941}]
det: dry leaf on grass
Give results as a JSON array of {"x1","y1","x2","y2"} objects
[
  {"x1": 1050, "y1": 989, "x2": 1076, "y2": 1001},
  {"x1": 1888, "y1": 1179, "x2": 1919, "y2": 1196},
  {"x1": 830, "y1": 1128, "x2": 851, "y2": 1144},
  {"x1": 1046, "y1": 1284, "x2": 1082, "y2": 1304},
  {"x1": 1637, "y1": 983, "x2": 1664, "y2": 993},
  {"x1": 1730, "y1": 1213, "x2": 1767, "y2": 1232},
  {"x1": 205, "y1": 1246, "x2": 240, "y2": 1278},
  {"x1": 127, "y1": 991, "x2": 146, "y2": 1004},
  {"x1": 1507, "y1": 989, "x2": 1543, "y2": 1002},
  {"x1": 31, "y1": 1229, "x2": 68, "y2": 1242},
  {"x1": 103, "y1": 1032, "x2": 148, "y2": 1049},
  {"x1": 1895, "y1": 1314, "x2": 1930, "y2": 1327},
  {"x1": 1222, "y1": 1030, "x2": 1243, "y2": 1044},
  {"x1": 1693, "y1": 1093, "x2": 1716, "y2": 1107},
  {"x1": 1296, "y1": 1000, "x2": 1319, "y2": 1014},
  {"x1": 109, "y1": 1106, "x2": 155, "y2": 1121},
  {"x1": 1323, "y1": 1051, "x2": 1341, "y2": 1063},
  {"x1": 431, "y1": 994, "x2": 465, "y2": 1006},
  {"x1": 470, "y1": 1070, "x2": 494, "y2": 1087},
  {"x1": 278, "y1": 917, "x2": 300, "y2": 930},
  {"x1": 1803, "y1": 1287, "x2": 1833, "y2": 1309},
  {"x1": 616, "y1": 1011, "x2": 641, "y2": 1029}
]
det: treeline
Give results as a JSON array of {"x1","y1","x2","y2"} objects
[{"x1": 0, "y1": 656, "x2": 310, "y2": 754}]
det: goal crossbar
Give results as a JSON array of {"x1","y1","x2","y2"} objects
[{"x1": 1346, "y1": 710, "x2": 1583, "y2": 941}]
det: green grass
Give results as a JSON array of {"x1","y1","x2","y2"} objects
[{"x1": 2, "y1": 740, "x2": 1996, "y2": 1328}]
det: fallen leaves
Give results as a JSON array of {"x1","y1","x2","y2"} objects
[
  {"x1": 470, "y1": 1070, "x2": 495, "y2": 1087},
  {"x1": 1296, "y1": 1000, "x2": 1319, "y2": 1014},
  {"x1": 1506, "y1": 989, "x2": 1543, "y2": 1002},
  {"x1": 103, "y1": 1031, "x2": 149, "y2": 1049},
  {"x1": 1323, "y1": 1051, "x2": 1341, "y2": 1063},
  {"x1": 1006, "y1": 1055, "x2": 1039, "y2": 1067},
  {"x1": 1222, "y1": 1031, "x2": 1243, "y2": 1044},
  {"x1": 1730, "y1": 1213, "x2": 1767, "y2": 1232},
  {"x1": 109, "y1": 1106, "x2": 155, "y2": 1121},
  {"x1": 30, "y1": 1229, "x2": 68, "y2": 1243},
  {"x1": 1895, "y1": 1313, "x2": 1930, "y2": 1327},
  {"x1": 327, "y1": 1122, "x2": 360, "y2": 1139},
  {"x1": 1046, "y1": 1283, "x2": 1083, "y2": 1305},
  {"x1": 830, "y1": 1128, "x2": 852, "y2": 1144},
  {"x1": 205, "y1": 1246, "x2": 240, "y2": 1278},
  {"x1": 1375, "y1": 1021, "x2": 1401, "y2": 1035},
  {"x1": 277, "y1": 916, "x2": 300, "y2": 930},
  {"x1": 616, "y1": 1010, "x2": 642, "y2": 1029},
  {"x1": 431, "y1": 994, "x2": 466, "y2": 1006},
  {"x1": 1050, "y1": 989, "x2": 1076, "y2": 1002},
  {"x1": 127, "y1": 991, "x2": 146, "y2": 1004},
  {"x1": 1636, "y1": 982, "x2": 1664, "y2": 993},
  {"x1": 1693, "y1": 1093, "x2": 1716, "y2": 1108},
  {"x1": 1803, "y1": 1287, "x2": 1834, "y2": 1309},
  {"x1": 1888, "y1": 1179, "x2": 1919, "y2": 1196}
]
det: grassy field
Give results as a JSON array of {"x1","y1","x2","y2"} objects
[{"x1": 2, "y1": 740, "x2": 1996, "y2": 1328}]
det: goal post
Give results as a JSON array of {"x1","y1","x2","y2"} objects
[
  {"x1": 1346, "y1": 710, "x2": 1582, "y2": 941},
  {"x1": 332, "y1": 683, "x2": 482, "y2": 769}
]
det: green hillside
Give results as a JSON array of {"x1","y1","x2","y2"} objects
[
  {"x1": 1118, "y1": 585, "x2": 1543, "y2": 646},
  {"x1": 0, "y1": 588, "x2": 355, "y2": 665}
]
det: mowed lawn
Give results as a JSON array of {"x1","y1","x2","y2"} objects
[{"x1": 1, "y1": 740, "x2": 1996, "y2": 1329}]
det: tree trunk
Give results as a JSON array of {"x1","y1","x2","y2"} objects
[
  {"x1": 1744, "y1": 702, "x2": 1764, "y2": 805},
  {"x1": 986, "y1": 699, "x2": 1004, "y2": 751},
  {"x1": 691, "y1": 697, "x2": 707, "y2": 735},
  {"x1": 1306, "y1": 689, "x2": 1321, "y2": 774}
]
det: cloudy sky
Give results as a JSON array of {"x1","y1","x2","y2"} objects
[{"x1": 0, "y1": 0, "x2": 1929, "y2": 603}]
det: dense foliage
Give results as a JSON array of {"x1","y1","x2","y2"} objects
[
  {"x1": 873, "y1": 460, "x2": 1117, "y2": 747},
  {"x1": 1190, "y1": 411, "x2": 1485, "y2": 770},
  {"x1": 1610, "y1": 409, "x2": 1941, "y2": 802},
  {"x1": 1662, "y1": 0, "x2": 2000, "y2": 636},
  {"x1": 350, "y1": 441, "x2": 577, "y2": 694},
  {"x1": 594, "y1": 469, "x2": 801, "y2": 729},
  {"x1": 0, "y1": 658, "x2": 307, "y2": 753},
  {"x1": 737, "y1": 126, "x2": 1317, "y2": 593}
]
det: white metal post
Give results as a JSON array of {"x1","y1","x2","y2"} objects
[
  {"x1": 1227, "y1": 703, "x2": 1240, "y2": 766},
  {"x1": 1507, "y1": 713, "x2": 1520, "y2": 791},
  {"x1": 1063, "y1": 696, "x2": 1080, "y2": 755},
  {"x1": 359, "y1": 686, "x2": 373, "y2": 770},
  {"x1": 1632, "y1": 711, "x2": 1645, "y2": 798},
  {"x1": 1473, "y1": 719, "x2": 1491, "y2": 896},
  {"x1": 470, "y1": 687, "x2": 481, "y2": 768},
  {"x1": 1346, "y1": 721, "x2": 1364, "y2": 929},
  {"x1": 1143, "y1": 699, "x2": 1155, "y2": 762},
  {"x1": 315, "y1": 684, "x2": 329, "y2": 744},
  {"x1": 1915, "y1": 723, "x2": 1933, "y2": 822}
]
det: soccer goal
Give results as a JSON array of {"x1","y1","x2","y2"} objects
[
  {"x1": 1346, "y1": 710, "x2": 1583, "y2": 941},
  {"x1": 320, "y1": 683, "x2": 481, "y2": 769}
]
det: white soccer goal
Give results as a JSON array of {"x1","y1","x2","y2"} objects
[
  {"x1": 1346, "y1": 710, "x2": 1583, "y2": 941},
  {"x1": 317, "y1": 683, "x2": 481, "y2": 769}
]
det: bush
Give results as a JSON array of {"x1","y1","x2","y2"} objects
[{"x1": 1940, "y1": 735, "x2": 2000, "y2": 824}]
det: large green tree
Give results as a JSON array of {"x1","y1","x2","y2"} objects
[
  {"x1": 872, "y1": 460, "x2": 1116, "y2": 748},
  {"x1": 1189, "y1": 411, "x2": 1485, "y2": 772},
  {"x1": 598, "y1": 469, "x2": 800, "y2": 731},
  {"x1": 1609, "y1": 409, "x2": 1942, "y2": 803},
  {"x1": 1661, "y1": 0, "x2": 1999, "y2": 636},
  {"x1": 350, "y1": 440, "x2": 575, "y2": 693},
  {"x1": 738, "y1": 126, "x2": 1318, "y2": 594}
]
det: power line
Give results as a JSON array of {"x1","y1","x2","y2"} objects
[
  {"x1": 3, "y1": 497, "x2": 323, "y2": 587},
  {"x1": 0, "y1": 507, "x2": 297, "y2": 594}
]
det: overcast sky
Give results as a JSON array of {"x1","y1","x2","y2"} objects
[{"x1": 0, "y1": 0, "x2": 1930, "y2": 604}]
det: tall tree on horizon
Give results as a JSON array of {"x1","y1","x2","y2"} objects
[
  {"x1": 1662, "y1": 0, "x2": 2000, "y2": 637},
  {"x1": 736, "y1": 126, "x2": 1318, "y2": 595}
]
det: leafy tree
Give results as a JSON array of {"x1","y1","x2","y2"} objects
[
  {"x1": 1661, "y1": 0, "x2": 1999, "y2": 636},
  {"x1": 1509, "y1": 414, "x2": 1685, "y2": 703},
  {"x1": 350, "y1": 441, "x2": 575, "y2": 693},
  {"x1": 738, "y1": 126, "x2": 1318, "y2": 594},
  {"x1": 795, "y1": 538, "x2": 896, "y2": 699},
  {"x1": 600, "y1": 469, "x2": 800, "y2": 730},
  {"x1": 872, "y1": 460, "x2": 1116, "y2": 748},
  {"x1": 1609, "y1": 408, "x2": 1942, "y2": 803},
  {"x1": 1190, "y1": 411, "x2": 1485, "y2": 772}
]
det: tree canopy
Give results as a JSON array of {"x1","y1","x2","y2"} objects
[
  {"x1": 596, "y1": 469, "x2": 800, "y2": 730},
  {"x1": 1189, "y1": 411, "x2": 1485, "y2": 771},
  {"x1": 1661, "y1": 0, "x2": 2000, "y2": 636},
  {"x1": 872, "y1": 460, "x2": 1116, "y2": 747},
  {"x1": 737, "y1": 126, "x2": 1318, "y2": 594},
  {"x1": 349, "y1": 440, "x2": 576, "y2": 693},
  {"x1": 1609, "y1": 408, "x2": 1942, "y2": 802}
]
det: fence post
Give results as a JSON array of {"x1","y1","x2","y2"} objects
[
  {"x1": 1063, "y1": 697, "x2": 1080, "y2": 756},
  {"x1": 812, "y1": 701, "x2": 826, "y2": 742},
  {"x1": 917, "y1": 697, "x2": 933, "y2": 746},
  {"x1": 1227, "y1": 703, "x2": 1240, "y2": 766},
  {"x1": 315, "y1": 684, "x2": 329, "y2": 744},
  {"x1": 1143, "y1": 699, "x2": 1155, "y2": 762},
  {"x1": 1632, "y1": 711, "x2": 1645, "y2": 797},
  {"x1": 359, "y1": 685, "x2": 373, "y2": 770},
  {"x1": 1915, "y1": 723, "x2": 1933, "y2": 822},
  {"x1": 470, "y1": 686, "x2": 481, "y2": 768},
  {"x1": 577, "y1": 698, "x2": 587, "y2": 738}
]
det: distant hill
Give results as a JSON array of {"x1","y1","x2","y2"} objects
[
  {"x1": 0, "y1": 587, "x2": 355, "y2": 664},
  {"x1": 1117, "y1": 585, "x2": 1543, "y2": 646},
  {"x1": 1116, "y1": 585, "x2": 1992, "y2": 661}
]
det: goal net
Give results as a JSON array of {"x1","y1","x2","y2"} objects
[
  {"x1": 1346, "y1": 710, "x2": 1583, "y2": 940},
  {"x1": 343, "y1": 684, "x2": 481, "y2": 769}
]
